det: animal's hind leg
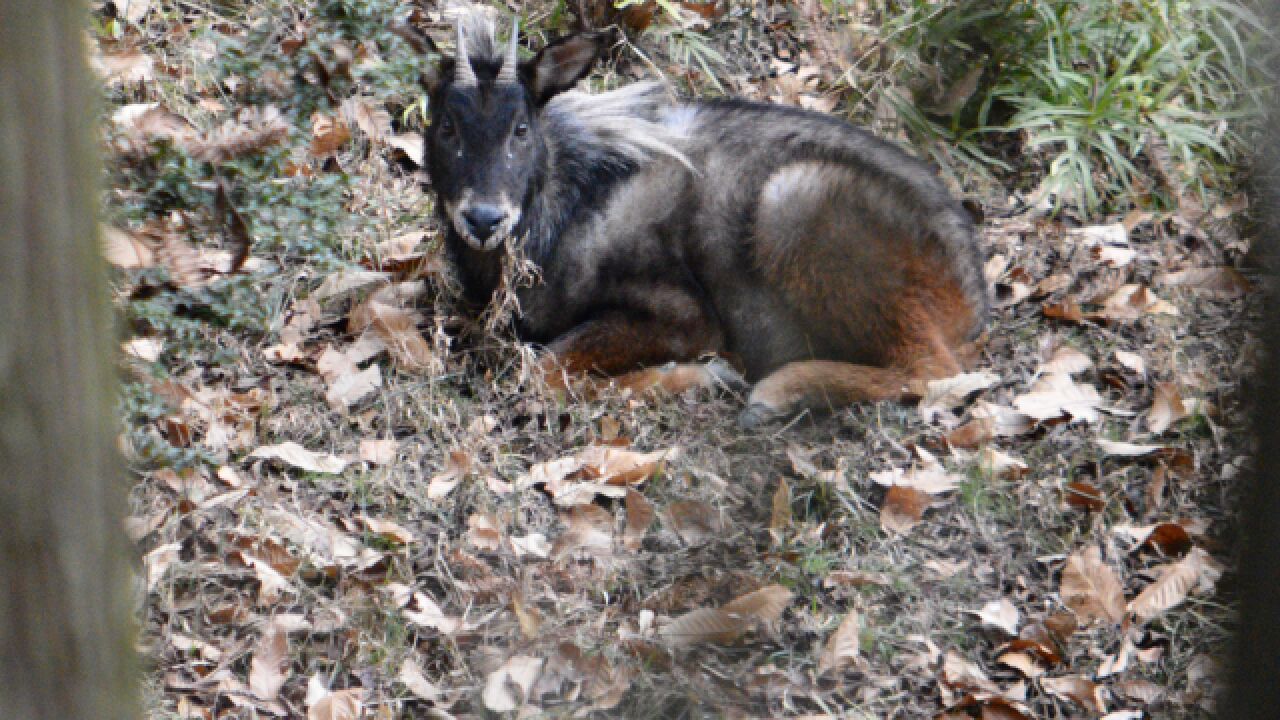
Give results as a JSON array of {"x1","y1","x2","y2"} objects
[
  {"x1": 739, "y1": 361, "x2": 915, "y2": 427},
  {"x1": 739, "y1": 316, "x2": 967, "y2": 427}
]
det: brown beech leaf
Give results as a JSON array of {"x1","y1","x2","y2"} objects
[
  {"x1": 249, "y1": 441, "x2": 349, "y2": 474},
  {"x1": 387, "y1": 583, "x2": 463, "y2": 634},
  {"x1": 397, "y1": 658, "x2": 442, "y2": 703},
  {"x1": 427, "y1": 449, "x2": 470, "y2": 499},
  {"x1": 660, "y1": 584, "x2": 793, "y2": 646},
  {"x1": 307, "y1": 686, "x2": 363, "y2": 720},
  {"x1": 349, "y1": 297, "x2": 437, "y2": 372},
  {"x1": 187, "y1": 106, "x2": 290, "y2": 163},
  {"x1": 310, "y1": 112, "x2": 351, "y2": 157},
  {"x1": 919, "y1": 370, "x2": 1000, "y2": 424},
  {"x1": 1092, "y1": 284, "x2": 1179, "y2": 322},
  {"x1": 816, "y1": 609, "x2": 861, "y2": 675},
  {"x1": 1128, "y1": 547, "x2": 1219, "y2": 624},
  {"x1": 880, "y1": 485, "x2": 932, "y2": 535},
  {"x1": 551, "y1": 504, "x2": 615, "y2": 560},
  {"x1": 340, "y1": 96, "x2": 391, "y2": 141},
  {"x1": 1038, "y1": 346, "x2": 1093, "y2": 376},
  {"x1": 1156, "y1": 266, "x2": 1251, "y2": 299},
  {"x1": 1147, "y1": 382, "x2": 1194, "y2": 434},
  {"x1": 103, "y1": 225, "x2": 156, "y2": 268},
  {"x1": 976, "y1": 447, "x2": 1029, "y2": 480},
  {"x1": 1097, "y1": 439, "x2": 1168, "y2": 457},
  {"x1": 623, "y1": 489, "x2": 655, "y2": 550},
  {"x1": 360, "y1": 515, "x2": 415, "y2": 545},
  {"x1": 1064, "y1": 481, "x2": 1105, "y2": 512},
  {"x1": 94, "y1": 47, "x2": 155, "y2": 86},
  {"x1": 1144, "y1": 522, "x2": 1193, "y2": 557},
  {"x1": 521, "y1": 446, "x2": 676, "y2": 506},
  {"x1": 973, "y1": 598, "x2": 1020, "y2": 636},
  {"x1": 1042, "y1": 300, "x2": 1084, "y2": 324},
  {"x1": 769, "y1": 476, "x2": 792, "y2": 537},
  {"x1": 482, "y1": 655, "x2": 543, "y2": 713},
  {"x1": 358, "y1": 438, "x2": 398, "y2": 465},
  {"x1": 871, "y1": 449, "x2": 962, "y2": 494},
  {"x1": 467, "y1": 513, "x2": 505, "y2": 552},
  {"x1": 249, "y1": 618, "x2": 290, "y2": 701},
  {"x1": 1114, "y1": 350, "x2": 1146, "y2": 375},
  {"x1": 1041, "y1": 675, "x2": 1106, "y2": 713},
  {"x1": 1013, "y1": 372, "x2": 1101, "y2": 424},
  {"x1": 1060, "y1": 546, "x2": 1125, "y2": 624}
]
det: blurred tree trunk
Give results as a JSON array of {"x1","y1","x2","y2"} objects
[
  {"x1": 1221, "y1": 53, "x2": 1280, "y2": 718},
  {"x1": 0, "y1": 2, "x2": 137, "y2": 719}
]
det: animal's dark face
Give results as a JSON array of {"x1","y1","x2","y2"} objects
[
  {"x1": 427, "y1": 79, "x2": 539, "y2": 251},
  {"x1": 423, "y1": 24, "x2": 614, "y2": 252}
]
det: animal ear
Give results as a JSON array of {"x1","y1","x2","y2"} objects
[{"x1": 524, "y1": 30, "x2": 614, "y2": 105}]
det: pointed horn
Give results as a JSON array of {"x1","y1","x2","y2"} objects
[
  {"x1": 496, "y1": 18, "x2": 519, "y2": 85},
  {"x1": 454, "y1": 22, "x2": 477, "y2": 87}
]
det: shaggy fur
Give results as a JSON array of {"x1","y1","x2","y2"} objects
[{"x1": 423, "y1": 8, "x2": 989, "y2": 424}]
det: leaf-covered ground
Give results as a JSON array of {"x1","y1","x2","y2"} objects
[{"x1": 99, "y1": 1, "x2": 1260, "y2": 718}]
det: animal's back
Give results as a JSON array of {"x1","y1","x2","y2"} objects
[{"x1": 656, "y1": 99, "x2": 987, "y2": 381}]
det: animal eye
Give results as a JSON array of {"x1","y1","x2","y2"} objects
[
  {"x1": 513, "y1": 122, "x2": 529, "y2": 138},
  {"x1": 438, "y1": 117, "x2": 456, "y2": 138}
]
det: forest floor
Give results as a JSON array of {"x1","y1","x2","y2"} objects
[{"x1": 98, "y1": 1, "x2": 1260, "y2": 718}]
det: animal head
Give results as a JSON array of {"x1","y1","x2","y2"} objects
[{"x1": 423, "y1": 13, "x2": 614, "y2": 251}]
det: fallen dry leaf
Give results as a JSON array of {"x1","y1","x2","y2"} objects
[
  {"x1": 919, "y1": 371, "x2": 1001, "y2": 424},
  {"x1": 397, "y1": 658, "x2": 441, "y2": 703},
  {"x1": 1114, "y1": 350, "x2": 1146, "y2": 375},
  {"x1": 1093, "y1": 284, "x2": 1179, "y2": 322},
  {"x1": 427, "y1": 450, "x2": 471, "y2": 499},
  {"x1": 871, "y1": 451, "x2": 963, "y2": 494},
  {"x1": 973, "y1": 598, "x2": 1020, "y2": 636},
  {"x1": 817, "y1": 609, "x2": 862, "y2": 675},
  {"x1": 1013, "y1": 372, "x2": 1102, "y2": 424},
  {"x1": 467, "y1": 513, "x2": 505, "y2": 552},
  {"x1": 358, "y1": 438, "x2": 398, "y2": 465},
  {"x1": 144, "y1": 542, "x2": 181, "y2": 591},
  {"x1": 1096, "y1": 439, "x2": 1167, "y2": 457},
  {"x1": 1128, "y1": 547, "x2": 1219, "y2": 624},
  {"x1": 360, "y1": 515, "x2": 415, "y2": 545},
  {"x1": 660, "y1": 584, "x2": 793, "y2": 646},
  {"x1": 664, "y1": 500, "x2": 722, "y2": 546},
  {"x1": 1064, "y1": 480, "x2": 1106, "y2": 512},
  {"x1": 769, "y1": 476, "x2": 792, "y2": 539},
  {"x1": 307, "y1": 686, "x2": 363, "y2": 720},
  {"x1": 879, "y1": 485, "x2": 932, "y2": 535},
  {"x1": 349, "y1": 296, "x2": 437, "y2": 372},
  {"x1": 1060, "y1": 546, "x2": 1125, "y2": 624},
  {"x1": 482, "y1": 655, "x2": 543, "y2": 713},
  {"x1": 249, "y1": 618, "x2": 290, "y2": 701},
  {"x1": 623, "y1": 489, "x2": 655, "y2": 550},
  {"x1": 387, "y1": 583, "x2": 463, "y2": 634},
  {"x1": 1147, "y1": 382, "x2": 1195, "y2": 434},
  {"x1": 552, "y1": 504, "x2": 616, "y2": 561},
  {"x1": 976, "y1": 447, "x2": 1029, "y2": 480},
  {"x1": 310, "y1": 112, "x2": 351, "y2": 157},
  {"x1": 1156, "y1": 266, "x2": 1251, "y2": 299},
  {"x1": 1038, "y1": 346, "x2": 1093, "y2": 376},
  {"x1": 1041, "y1": 675, "x2": 1106, "y2": 713},
  {"x1": 249, "y1": 441, "x2": 348, "y2": 474},
  {"x1": 103, "y1": 226, "x2": 156, "y2": 268}
]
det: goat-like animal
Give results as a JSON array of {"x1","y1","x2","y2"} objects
[{"x1": 422, "y1": 12, "x2": 988, "y2": 425}]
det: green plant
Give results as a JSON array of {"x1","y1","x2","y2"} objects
[{"x1": 878, "y1": 0, "x2": 1273, "y2": 215}]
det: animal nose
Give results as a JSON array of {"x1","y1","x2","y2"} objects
[{"x1": 462, "y1": 204, "x2": 506, "y2": 241}]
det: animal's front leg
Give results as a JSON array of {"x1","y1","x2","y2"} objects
[{"x1": 538, "y1": 312, "x2": 741, "y2": 396}]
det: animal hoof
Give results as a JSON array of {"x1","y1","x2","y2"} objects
[
  {"x1": 737, "y1": 403, "x2": 778, "y2": 429},
  {"x1": 704, "y1": 357, "x2": 747, "y2": 394}
]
